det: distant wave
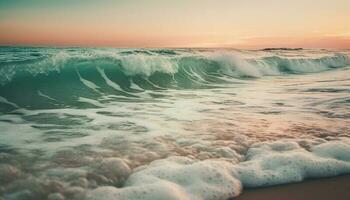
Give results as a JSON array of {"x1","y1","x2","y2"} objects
[
  {"x1": 0, "y1": 48, "x2": 349, "y2": 110},
  {"x1": 261, "y1": 47, "x2": 303, "y2": 51},
  {"x1": 0, "y1": 49, "x2": 349, "y2": 85}
]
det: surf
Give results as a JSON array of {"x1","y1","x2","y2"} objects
[{"x1": 1, "y1": 47, "x2": 350, "y2": 200}]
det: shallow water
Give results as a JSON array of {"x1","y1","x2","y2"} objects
[{"x1": 0, "y1": 47, "x2": 350, "y2": 200}]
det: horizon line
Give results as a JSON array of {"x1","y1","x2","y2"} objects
[{"x1": 0, "y1": 44, "x2": 348, "y2": 51}]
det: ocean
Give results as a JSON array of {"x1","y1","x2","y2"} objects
[{"x1": 0, "y1": 47, "x2": 350, "y2": 200}]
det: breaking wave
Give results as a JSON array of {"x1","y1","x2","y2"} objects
[
  {"x1": 0, "y1": 50, "x2": 349, "y2": 85},
  {"x1": 1, "y1": 48, "x2": 348, "y2": 110}
]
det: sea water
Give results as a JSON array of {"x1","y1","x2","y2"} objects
[{"x1": 0, "y1": 47, "x2": 350, "y2": 200}]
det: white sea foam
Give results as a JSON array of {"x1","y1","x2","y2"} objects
[
  {"x1": 120, "y1": 54, "x2": 179, "y2": 76},
  {"x1": 237, "y1": 140, "x2": 350, "y2": 187},
  {"x1": 76, "y1": 69, "x2": 101, "y2": 92},
  {"x1": 210, "y1": 52, "x2": 269, "y2": 77},
  {"x1": 86, "y1": 139, "x2": 350, "y2": 200},
  {"x1": 86, "y1": 157, "x2": 241, "y2": 200},
  {"x1": 0, "y1": 96, "x2": 19, "y2": 108}
]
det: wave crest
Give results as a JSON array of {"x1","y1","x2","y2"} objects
[
  {"x1": 0, "y1": 49, "x2": 349, "y2": 109},
  {"x1": 1, "y1": 50, "x2": 348, "y2": 85}
]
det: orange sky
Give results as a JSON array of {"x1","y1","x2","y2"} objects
[{"x1": 1, "y1": 0, "x2": 350, "y2": 49}]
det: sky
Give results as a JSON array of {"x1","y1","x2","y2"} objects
[{"x1": 0, "y1": 0, "x2": 350, "y2": 49}]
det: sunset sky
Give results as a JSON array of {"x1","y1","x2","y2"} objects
[{"x1": 1, "y1": 0, "x2": 350, "y2": 49}]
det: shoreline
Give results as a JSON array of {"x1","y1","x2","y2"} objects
[{"x1": 235, "y1": 175, "x2": 350, "y2": 200}]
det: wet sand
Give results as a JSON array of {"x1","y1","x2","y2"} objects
[{"x1": 236, "y1": 175, "x2": 350, "y2": 200}]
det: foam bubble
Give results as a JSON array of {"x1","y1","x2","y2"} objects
[
  {"x1": 0, "y1": 164, "x2": 21, "y2": 185},
  {"x1": 92, "y1": 158, "x2": 132, "y2": 187},
  {"x1": 87, "y1": 157, "x2": 242, "y2": 200},
  {"x1": 47, "y1": 193, "x2": 65, "y2": 200},
  {"x1": 313, "y1": 140, "x2": 350, "y2": 161},
  {"x1": 86, "y1": 139, "x2": 350, "y2": 200},
  {"x1": 237, "y1": 140, "x2": 350, "y2": 187}
]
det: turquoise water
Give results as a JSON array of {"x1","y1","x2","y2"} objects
[{"x1": 1, "y1": 47, "x2": 350, "y2": 200}]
